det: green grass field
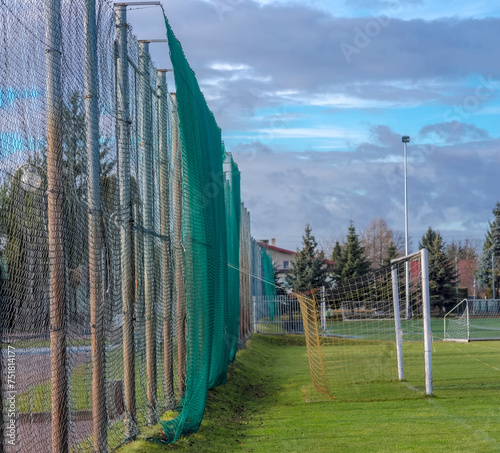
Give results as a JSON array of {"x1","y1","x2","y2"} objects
[
  {"x1": 323, "y1": 317, "x2": 448, "y2": 340},
  {"x1": 116, "y1": 334, "x2": 500, "y2": 453}
]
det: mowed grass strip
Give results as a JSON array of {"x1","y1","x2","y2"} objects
[{"x1": 117, "y1": 335, "x2": 500, "y2": 452}]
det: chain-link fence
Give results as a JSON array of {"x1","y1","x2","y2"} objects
[{"x1": 0, "y1": 1, "x2": 274, "y2": 451}]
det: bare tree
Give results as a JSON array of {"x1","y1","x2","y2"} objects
[
  {"x1": 361, "y1": 218, "x2": 397, "y2": 269},
  {"x1": 446, "y1": 238, "x2": 481, "y2": 261},
  {"x1": 392, "y1": 230, "x2": 407, "y2": 255}
]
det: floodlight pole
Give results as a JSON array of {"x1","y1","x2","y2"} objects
[{"x1": 402, "y1": 136, "x2": 410, "y2": 319}]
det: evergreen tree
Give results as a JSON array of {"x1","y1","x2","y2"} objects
[
  {"x1": 1, "y1": 91, "x2": 117, "y2": 327},
  {"x1": 55, "y1": 92, "x2": 116, "y2": 320},
  {"x1": 331, "y1": 241, "x2": 342, "y2": 263},
  {"x1": 382, "y1": 241, "x2": 399, "y2": 266},
  {"x1": 2, "y1": 164, "x2": 50, "y2": 329},
  {"x1": 477, "y1": 202, "x2": 500, "y2": 297},
  {"x1": 493, "y1": 202, "x2": 500, "y2": 256},
  {"x1": 335, "y1": 220, "x2": 371, "y2": 281},
  {"x1": 419, "y1": 227, "x2": 457, "y2": 310},
  {"x1": 273, "y1": 263, "x2": 288, "y2": 296},
  {"x1": 286, "y1": 224, "x2": 328, "y2": 293}
]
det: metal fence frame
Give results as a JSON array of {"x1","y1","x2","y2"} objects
[{"x1": 252, "y1": 295, "x2": 304, "y2": 335}]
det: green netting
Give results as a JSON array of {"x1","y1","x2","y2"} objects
[
  {"x1": 224, "y1": 151, "x2": 241, "y2": 362},
  {"x1": 161, "y1": 15, "x2": 239, "y2": 442},
  {"x1": 261, "y1": 247, "x2": 277, "y2": 320},
  {"x1": 0, "y1": 1, "x2": 259, "y2": 448}
]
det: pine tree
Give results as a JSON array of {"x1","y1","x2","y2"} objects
[
  {"x1": 1, "y1": 92, "x2": 117, "y2": 328},
  {"x1": 273, "y1": 263, "x2": 288, "y2": 296},
  {"x1": 286, "y1": 224, "x2": 328, "y2": 293},
  {"x1": 382, "y1": 241, "x2": 399, "y2": 266},
  {"x1": 335, "y1": 220, "x2": 371, "y2": 281},
  {"x1": 2, "y1": 164, "x2": 50, "y2": 329},
  {"x1": 419, "y1": 227, "x2": 457, "y2": 310},
  {"x1": 477, "y1": 202, "x2": 500, "y2": 296},
  {"x1": 331, "y1": 241, "x2": 342, "y2": 263},
  {"x1": 494, "y1": 202, "x2": 500, "y2": 256}
]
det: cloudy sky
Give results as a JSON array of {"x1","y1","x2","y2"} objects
[{"x1": 127, "y1": 0, "x2": 500, "y2": 253}]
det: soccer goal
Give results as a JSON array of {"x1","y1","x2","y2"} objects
[
  {"x1": 444, "y1": 298, "x2": 500, "y2": 342},
  {"x1": 296, "y1": 249, "x2": 432, "y2": 401}
]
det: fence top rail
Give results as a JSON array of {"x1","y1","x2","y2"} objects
[
  {"x1": 253, "y1": 295, "x2": 297, "y2": 302},
  {"x1": 470, "y1": 299, "x2": 500, "y2": 303}
]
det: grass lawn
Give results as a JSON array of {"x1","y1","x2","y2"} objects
[{"x1": 116, "y1": 334, "x2": 500, "y2": 452}]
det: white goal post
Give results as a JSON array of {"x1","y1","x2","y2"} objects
[
  {"x1": 444, "y1": 298, "x2": 500, "y2": 342},
  {"x1": 391, "y1": 249, "x2": 433, "y2": 395},
  {"x1": 296, "y1": 248, "x2": 433, "y2": 400}
]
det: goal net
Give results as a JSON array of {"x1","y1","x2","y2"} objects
[
  {"x1": 444, "y1": 299, "x2": 500, "y2": 342},
  {"x1": 296, "y1": 249, "x2": 432, "y2": 401}
]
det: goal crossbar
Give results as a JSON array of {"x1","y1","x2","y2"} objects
[{"x1": 390, "y1": 250, "x2": 423, "y2": 264}]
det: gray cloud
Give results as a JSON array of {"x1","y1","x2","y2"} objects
[
  {"x1": 126, "y1": 1, "x2": 500, "y2": 248},
  {"x1": 132, "y1": 1, "x2": 500, "y2": 129},
  {"x1": 232, "y1": 141, "x2": 274, "y2": 155},
  {"x1": 372, "y1": 125, "x2": 402, "y2": 146},
  {"x1": 347, "y1": 0, "x2": 423, "y2": 7},
  {"x1": 419, "y1": 121, "x2": 490, "y2": 143},
  {"x1": 164, "y1": 2, "x2": 500, "y2": 84},
  {"x1": 232, "y1": 127, "x2": 499, "y2": 247}
]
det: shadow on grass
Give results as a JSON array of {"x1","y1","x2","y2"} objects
[{"x1": 116, "y1": 334, "x2": 305, "y2": 452}]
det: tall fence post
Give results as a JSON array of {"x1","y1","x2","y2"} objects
[
  {"x1": 244, "y1": 207, "x2": 252, "y2": 341},
  {"x1": 115, "y1": 4, "x2": 138, "y2": 439},
  {"x1": 240, "y1": 204, "x2": 251, "y2": 344},
  {"x1": 85, "y1": 0, "x2": 107, "y2": 450},
  {"x1": 139, "y1": 40, "x2": 158, "y2": 425},
  {"x1": 45, "y1": 0, "x2": 68, "y2": 451},
  {"x1": 158, "y1": 69, "x2": 175, "y2": 409},
  {"x1": 252, "y1": 296, "x2": 256, "y2": 333}
]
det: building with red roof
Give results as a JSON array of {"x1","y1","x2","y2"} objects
[{"x1": 258, "y1": 238, "x2": 336, "y2": 288}]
